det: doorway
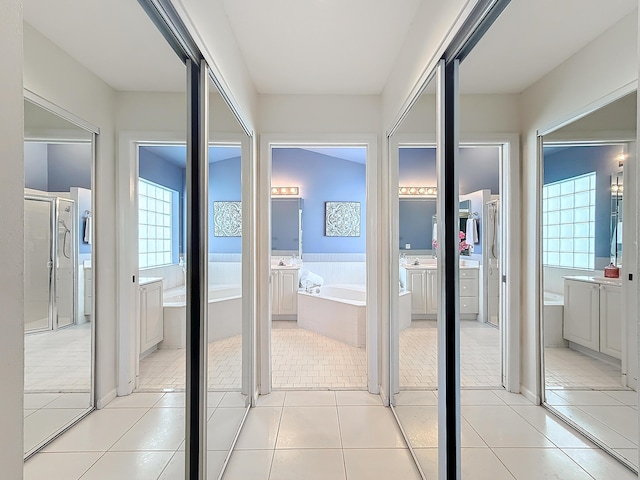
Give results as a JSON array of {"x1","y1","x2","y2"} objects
[{"x1": 259, "y1": 137, "x2": 379, "y2": 395}]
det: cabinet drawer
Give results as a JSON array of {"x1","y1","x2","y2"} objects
[
  {"x1": 460, "y1": 269, "x2": 478, "y2": 279},
  {"x1": 460, "y1": 278, "x2": 478, "y2": 297},
  {"x1": 460, "y1": 297, "x2": 479, "y2": 314}
]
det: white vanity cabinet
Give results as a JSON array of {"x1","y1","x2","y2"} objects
[
  {"x1": 272, "y1": 266, "x2": 300, "y2": 319},
  {"x1": 459, "y1": 268, "x2": 479, "y2": 315},
  {"x1": 404, "y1": 269, "x2": 428, "y2": 315},
  {"x1": 139, "y1": 278, "x2": 163, "y2": 355},
  {"x1": 401, "y1": 265, "x2": 479, "y2": 319},
  {"x1": 600, "y1": 283, "x2": 623, "y2": 359},
  {"x1": 563, "y1": 277, "x2": 622, "y2": 360}
]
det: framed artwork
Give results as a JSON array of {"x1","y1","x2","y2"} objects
[
  {"x1": 213, "y1": 201, "x2": 242, "y2": 237},
  {"x1": 325, "y1": 201, "x2": 360, "y2": 237}
]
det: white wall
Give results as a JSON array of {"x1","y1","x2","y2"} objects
[
  {"x1": 381, "y1": 0, "x2": 474, "y2": 130},
  {"x1": 520, "y1": 10, "x2": 638, "y2": 400},
  {"x1": 393, "y1": 93, "x2": 521, "y2": 135},
  {"x1": 0, "y1": 1, "x2": 24, "y2": 478},
  {"x1": 259, "y1": 94, "x2": 382, "y2": 134},
  {"x1": 174, "y1": 0, "x2": 259, "y2": 131},
  {"x1": 24, "y1": 23, "x2": 119, "y2": 407}
]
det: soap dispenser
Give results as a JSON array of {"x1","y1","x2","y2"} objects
[{"x1": 604, "y1": 262, "x2": 620, "y2": 278}]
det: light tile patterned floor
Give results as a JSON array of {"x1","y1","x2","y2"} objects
[
  {"x1": 271, "y1": 321, "x2": 367, "y2": 390},
  {"x1": 544, "y1": 389, "x2": 638, "y2": 470},
  {"x1": 544, "y1": 346, "x2": 624, "y2": 389},
  {"x1": 138, "y1": 336, "x2": 242, "y2": 391},
  {"x1": 24, "y1": 390, "x2": 638, "y2": 480},
  {"x1": 25, "y1": 323, "x2": 92, "y2": 392},
  {"x1": 400, "y1": 319, "x2": 502, "y2": 389}
]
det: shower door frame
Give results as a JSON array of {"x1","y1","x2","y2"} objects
[
  {"x1": 24, "y1": 194, "x2": 78, "y2": 333},
  {"x1": 24, "y1": 195, "x2": 56, "y2": 334}
]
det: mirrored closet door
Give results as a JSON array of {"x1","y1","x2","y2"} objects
[{"x1": 23, "y1": 97, "x2": 95, "y2": 457}]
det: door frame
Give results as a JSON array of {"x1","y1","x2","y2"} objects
[
  {"x1": 258, "y1": 134, "x2": 379, "y2": 395},
  {"x1": 117, "y1": 131, "x2": 253, "y2": 396},
  {"x1": 388, "y1": 132, "x2": 521, "y2": 401}
]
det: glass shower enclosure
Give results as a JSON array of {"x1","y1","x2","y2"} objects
[{"x1": 24, "y1": 195, "x2": 77, "y2": 333}]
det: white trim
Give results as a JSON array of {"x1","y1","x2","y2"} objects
[
  {"x1": 96, "y1": 388, "x2": 117, "y2": 409},
  {"x1": 258, "y1": 134, "x2": 379, "y2": 394},
  {"x1": 24, "y1": 88, "x2": 100, "y2": 135}
]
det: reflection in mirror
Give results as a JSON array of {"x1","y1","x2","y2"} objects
[
  {"x1": 390, "y1": 74, "x2": 441, "y2": 467},
  {"x1": 23, "y1": 98, "x2": 94, "y2": 457},
  {"x1": 272, "y1": 197, "x2": 303, "y2": 256},
  {"x1": 205, "y1": 76, "x2": 250, "y2": 478},
  {"x1": 542, "y1": 91, "x2": 637, "y2": 470},
  {"x1": 611, "y1": 171, "x2": 623, "y2": 263}
]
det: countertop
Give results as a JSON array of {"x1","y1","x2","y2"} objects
[
  {"x1": 564, "y1": 275, "x2": 622, "y2": 287},
  {"x1": 271, "y1": 264, "x2": 302, "y2": 270},
  {"x1": 139, "y1": 276, "x2": 164, "y2": 286},
  {"x1": 401, "y1": 259, "x2": 479, "y2": 270}
]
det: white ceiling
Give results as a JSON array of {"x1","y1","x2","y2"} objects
[
  {"x1": 220, "y1": 0, "x2": 423, "y2": 95},
  {"x1": 24, "y1": 0, "x2": 185, "y2": 92},
  {"x1": 23, "y1": 0, "x2": 638, "y2": 96},
  {"x1": 458, "y1": 0, "x2": 638, "y2": 94}
]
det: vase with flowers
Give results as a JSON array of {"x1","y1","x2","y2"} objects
[{"x1": 431, "y1": 231, "x2": 470, "y2": 255}]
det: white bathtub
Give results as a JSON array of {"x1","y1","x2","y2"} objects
[
  {"x1": 161, "y1": 285, "x2": 242, "y2": 348},
  {"x1": 297, "y1": 285, "x2": 411, "y2": 347},
  {"x1": 543, "y1": 291, "x2": 567, "y2": 347}
]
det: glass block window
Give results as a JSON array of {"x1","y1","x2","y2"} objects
[
  {"x1": 139, "y1": 178, "x2": 174, "y2": 268},
  {"x1": 543, "y1": 172, "x2": 595, "y2": 270}
]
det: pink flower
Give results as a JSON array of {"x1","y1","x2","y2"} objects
[{"x1": 432, "y1": 231, "x2": 469, "y2": 253}]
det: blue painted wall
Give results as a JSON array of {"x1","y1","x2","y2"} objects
[
  {"x1": 139, "y1": 147, "x2": 185, "y2": 263},
  {"x1": 273, "y1": 148, "x2": 366, "y2": 254},
  {"x1": 24, "y1": 142, "x2": 48, "y2": 191},
  {"x1": 47, "y1": 144, "x2": 92, "y2": 191},
  {"x1": 399, "y1": 146, "x2": 500, "y2": 195},
  {"x1": 24, "y1": 142, "x2": 92, "y2": 192},
  {"x1": 209, "y1": 156, "x2": 242, "y2": 253},
  {"x1": 544, "y1": 144, "x2": 623, "y2": 260}
]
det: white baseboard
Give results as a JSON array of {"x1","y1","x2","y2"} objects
[
  {"x1": 520, "y1": 385, "x2": 540, "y2": 405},
  {"x1": 96, "y1": 388, "x2": 117, "y2": 409}
]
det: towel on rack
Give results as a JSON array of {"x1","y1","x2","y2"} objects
[
  {"x1": 84, "y1": 216, "x2": 92, "y2": 245},
  {"x1": 465, "y1": 217, "x2": 479, "y2": 247}
]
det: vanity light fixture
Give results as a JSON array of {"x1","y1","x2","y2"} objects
[
  {"x1": 611, "y1": 184, "x2": 623, "y2": 195},
  {"x1": 271, "y1": 186, "x2": 299, "y2": 196},
  {"x1": 399, "y1": 186, "x2": 437, "y2": 197}
]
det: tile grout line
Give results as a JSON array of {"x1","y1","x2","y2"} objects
[{"x1": 266, "y1": 392, "x2": 287, "y2": 480}]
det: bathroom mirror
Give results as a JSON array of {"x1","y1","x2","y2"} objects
[
  {"x1": 272, "y1": 197, "x2": 303, "y2": 256},
  {"x1": 610, "y1": 171, "x2": 623, "y2": 263},
  {"x1": 398, "y1": 198, "x2": 436, "y2": 252},
  {"x1": 23, "y1": 97, "x2": 95, "y2": 457}
]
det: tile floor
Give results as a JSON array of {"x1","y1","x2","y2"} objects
[
  {"x1": 271, "y1": 321, "x2": 367, "y2": 390},
  {"x1": 400, "y1": 319, "x2": 502, "y2": 389},
  {"x1": 544, "y1": 389, "x2": 638, "y2": 470},
  {"x1": 25, "y1": 323, "x2": 92, "y2": 392},
  {"x1": 24, "y1": 392, "x2": 92, "y2": 455},
  {"x1": 544, "y1": 346, "x2": 623, "y2": 389},
  {"x1": 24, "y1": 389, "x2": 638, "y2": 479},
  {"x1": 138, "y1": 336, "x2": 242, "y2": 391},
  {"x1": 24, "y1": 391, "x2": 248, "y2": 480},
  {"x1": 394, "y1": 389, "x2": 638, "y2": 479}
]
